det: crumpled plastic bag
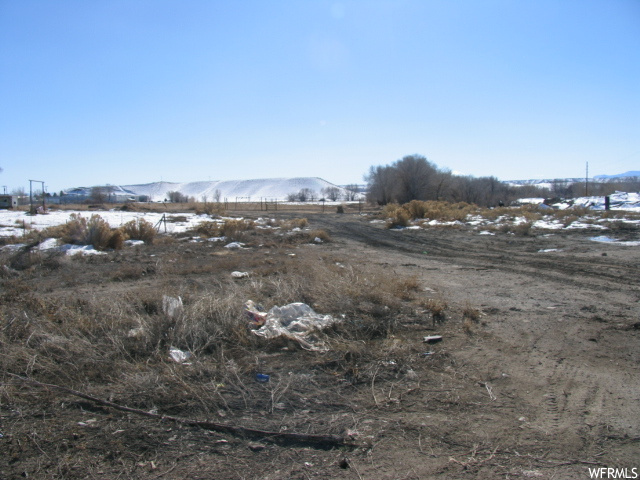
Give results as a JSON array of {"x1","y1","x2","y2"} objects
[{"x1": 245, "y1": 301, "x2": 337, "y2": 351}]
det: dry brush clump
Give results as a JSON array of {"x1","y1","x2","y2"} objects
[
  {"x1": 40, "y1": 213, "x2": 125, "y2": 250},
  {"x1": 421, "y1": 298, "x2": 448, "y2": 327},
  {"x1": 382, "y1": 201, "x2": 478, "y2": 228},
  {"x1": 188, "y1": 218, "x2": 256, "y2": 241},
  {"x1": 121, "y1": 217, "x2": 156, "y2": 244}
]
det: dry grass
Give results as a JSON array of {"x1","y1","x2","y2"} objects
[
  {"x1": 421, "y1": 298, "x2": 448, "y2": 327},
  {"x1": 0, "y1": 228, "x2": 428, "y2": 404}
]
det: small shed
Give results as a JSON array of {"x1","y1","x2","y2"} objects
[{"x1": 0, "y1": 195, "x2": 18, "y2": 209}]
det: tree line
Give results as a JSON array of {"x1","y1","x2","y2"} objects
[{"x1": 366, "y1": 154, "x2": 549, "y2": 207}]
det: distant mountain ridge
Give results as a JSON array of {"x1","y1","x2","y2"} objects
[
  {"x1": 593, "y1": 171, "x2": 640, "y2": 180},
  {"x1": 64, "y1": 177, "x2": 355, "y2": 202},
  {"x1": 506, "y1": 171, "x2": 639, "y2": 187}
]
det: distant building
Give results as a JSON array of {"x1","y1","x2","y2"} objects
[{"x1": 0, "y1": 195, "x2": 19, "y2": 209}]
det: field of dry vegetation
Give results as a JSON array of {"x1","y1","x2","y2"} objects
[{"x1": 1, "y1": 202, "x2": 639, "y2": 479}]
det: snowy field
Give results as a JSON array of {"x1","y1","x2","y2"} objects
[
  {"x1": 1, "y1": 191, "x2": 639, "y2": 254},
  {"x1": 0, "y1": 210, "x2": 207, "y2": 238}
]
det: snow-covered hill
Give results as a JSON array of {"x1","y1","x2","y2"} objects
[
  {"x1": 65, "y1": 177, "x2": 356, "y2": 202},
  {"x1": 506, "y1": 171, "x2": 639, "y2": 188}
]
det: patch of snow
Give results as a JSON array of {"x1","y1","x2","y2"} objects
[
  {"x1": 533, "y1": 219, "x2": 563, "y2": 230},
  {"x1": 59, "y1": 244, "x2": 105, "y2": 256},
  {"x1": 590, "y1": 236, "x2": 640, "y2": 246},
  {"x1": 124, "y1": 239, "x2": 145, "y2": 246},
  {"x1": 36, "y1": 238, "x2": 60, "y2": 250},
  {"x1": 1, "y1": 243, "x2": 26, "y2": 252}
]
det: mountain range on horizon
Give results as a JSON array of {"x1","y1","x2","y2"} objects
[
  {"x1": 505, "y1": 170, "x2": 639, "y2": 186},
  {"x1": 60, "y1": 171, "x2": 638, "y2": 202},
  {"x1": 63, "y1": 177, "x2": 358, "y2": 203}
]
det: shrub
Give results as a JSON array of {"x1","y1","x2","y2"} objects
[
  {"x1": 49, "y1": 213, "x2": 124, "y2": 250},
  {"x1": 422, "y1": 298, "x2": 447, "y2": 326},
  {"x1": 283, "y1": 218, "x2": 309, "y2": 229},
  {"x1": 462, "y1": 304, "x2": 481, "y2": 322},
  {"x1": 193, "y1": 220, "x2": 223, "y2": 237},
  {"x1": 308, "y1": 229, "x2": 331, "y2": 242},
  {"x1": 221, "y1": 219, "x2": 255, "y2": 239},
  {"x1": 386, "y1": 208, "x2": 410, "y2": 229},
  {"x1": 512, "y1": 222, "x2": 533, "y2": 236},
  {"x1": 122, "y1": 218, "x2": 156, "y2": 244}
]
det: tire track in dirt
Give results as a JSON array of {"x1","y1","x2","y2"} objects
[
  {"x1": 309, "y1": 214, "x2": 640, "y2": 448},
  {"x1": 310, "y1": 215, "x2": 640, "y2": 290}
]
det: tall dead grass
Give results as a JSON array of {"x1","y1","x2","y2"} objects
[
  {"x1": 0, "y1": 243, "x2": 427, "y2": 392},
  {"x1": 383, "y1": 201, "x2": 477, "y2": 227}
]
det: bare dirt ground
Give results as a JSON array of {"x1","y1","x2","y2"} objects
[{"x1": 1, "y1": 209, "x2": 639, "y2": 479}]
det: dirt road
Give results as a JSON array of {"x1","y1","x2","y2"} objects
[{"x1": 308, "y1": 213, "x2": 640, "y2": 479}]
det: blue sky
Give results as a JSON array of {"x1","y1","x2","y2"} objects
[{"x1": 1, "y1": 0, "x2": 639, "y2": 193}]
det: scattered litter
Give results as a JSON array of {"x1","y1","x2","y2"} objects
[
  {"x1": 421, "y1": 351, "x2": 435, "y2": 356},
  {"x1": 224, "y1": 241, "x2": 245, "y2": 249},
  {"x1": 522, "y1": 470, "x2": 543, "y2": 477},
  {"x1": 313, "y1": 237, "x2": 323, "y2": 243},
  {"x1": 162, "y1": 295, "x2": 183, "y2": 319},
  {"x1": 245, "y1": 300, "x2": 267, "y2": 326},
  {"x1": 478, "y1": 230, "x2": 495, "y2": 235},
  {"x1": 231, "y1": 271, "x2": 249, "y2": 279},
  {"x1": 248, "y1": 442, "x2": 266, "y2": 452},
  {"x1": 423, "y1": 335, "x2": 443, "y2": 344},
  {"x1": 127, "y1": 327, "x2": 145, "y2": 338},
  {"x1": 255, "y1": 373, "x2": 270, "y2": 383},
  {"x1": 77, "y1": 418, "x2": 98, "y2": 427},
  {"x1": 538, "y1": 248, "x2": 560, "y2": 253},
  {"x1": 169, "y1": 347, "x2": 192, "y2": 364},
  {"x1": 247, "y1": 301, "x2": 337, "y2": 351}
]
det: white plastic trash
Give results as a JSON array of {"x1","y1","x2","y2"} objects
[
  {"x1": 162, "y1": 295, "x2": 183, "y2": 319},
  {"x1": 250, "y1": 301, "x2": 337, "y2": 351},
  {"x1": 169, "y1": 347, "x2": 192, "y2": 363}
]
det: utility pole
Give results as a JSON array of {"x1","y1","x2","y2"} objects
[
  {"x1": 585, "y1": 162, "x2": 589, "y2": 197},
  {"x1": 29, "y1": 179, "x2": 45, "y2": 214}
]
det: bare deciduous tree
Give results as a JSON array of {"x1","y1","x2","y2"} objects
[{"x1": 322, "y1": 186, "x2": 341, "y2": 201}]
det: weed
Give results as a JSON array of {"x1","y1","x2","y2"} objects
[
  {"x1": 462, "y1": 304, "x2": 482, "y2": 322},
  {"x1": 421, "y1": 298, "x2": 447, "y2": 327},
  {"x1": 462, "y1": 317, "x2": 474, "y2": 335}
]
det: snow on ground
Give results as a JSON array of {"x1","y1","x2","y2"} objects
[
  {"x1": 516, "y1": 192, "x2": 640, "y2": 212},
  {"x1": 0, "y1": 209, "x2": 206, "y2": 237},
  {"x1": 0, "y1": 210, "x2": 289, "y2": 255},
  {"x1": 67, "y1": 177, "x2": 360, "y2": 203}
]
